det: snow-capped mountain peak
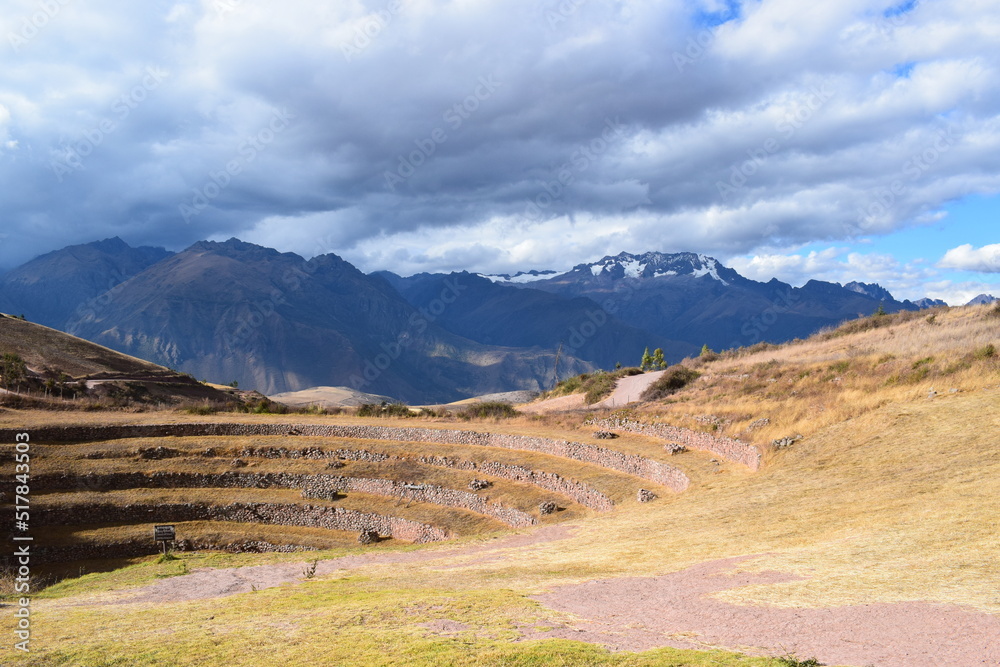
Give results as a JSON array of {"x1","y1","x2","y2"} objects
[
  {"x1": 479, "y1": 269, "x2": 562, "y2": 284},
  {"x1": 577, "y1": 251, "x2": 732, "y2": 285}
]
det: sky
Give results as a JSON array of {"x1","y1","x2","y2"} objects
[{"x1": 0, "y1": 0, "x2": 998, "y2": 305}]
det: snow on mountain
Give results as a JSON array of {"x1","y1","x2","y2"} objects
[
  {"x1": 480, "y1": 270, "x2": 562, "y2": 284},
  {"x1": 577, "y1": 251, "x2": 731, "y2": 285}
]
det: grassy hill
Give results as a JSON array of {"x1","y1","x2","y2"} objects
[
  {"x1": 1, "y1": 304, "x2": 997, "y2": 666},
  {"x1": 0, "y1": 313, "x2": 236, "y2": 406}
]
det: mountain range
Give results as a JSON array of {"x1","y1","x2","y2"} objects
[{"x1": 0, "y1": 239, "x2": 983, "y2": 403}]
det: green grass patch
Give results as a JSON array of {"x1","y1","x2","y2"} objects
[{"x1": 8, "y1": 579, "x2": 802, "y2": 667}]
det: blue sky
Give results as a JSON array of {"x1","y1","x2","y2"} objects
[{"x1": 0, "y1": 0, "x2": 997, "y2": 304}]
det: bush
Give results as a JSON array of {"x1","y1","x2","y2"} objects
[
  {"x1": 583, "y1": 373, "x2": 618, "y2": 404},
  {"x1": 776, "y1": 657, "x2": 822, "y2": 667},
  {"x1": 183, "y1": 403, "x2": 218, "y2": 415},
  {"x1": 988, "y1": 302, "x2": 1000, "y2": 318},
  {"x1": 550, "y1": 374, "x2": 586, "y2": 396},
  {"x1": 458, "y1": 401, "x2": 519, "y2": 420},
  {"x1": 974, "y1": 343, "x2": 996, "y2": 360},
  {"x1": 357, "y1": 402, "x2": 413, "y2": 418},
  {"x1": 640, "y1": 365, "x2": 700, "y2": 401}
]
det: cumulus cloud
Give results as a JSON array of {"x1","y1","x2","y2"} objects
[
  {"x1": 939, "y1": 243, "x2": 1000, "y2": 272},
  {"x1": 727, "y1": 246, "x2": 949, "y2": 301},
  {"x1": 0, "y1": 0, "x2": 998, "y2": 289}
]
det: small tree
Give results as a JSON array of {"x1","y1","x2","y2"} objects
[
  {"x1": 0, "y1": 353, "x2": 27, "y2": 393},
  {"x1": 874, "y1": 302, "x2": 887, "y2": 317},
  {"x1": 700, "y1": 344, "x2": 714, "y2": 357},
  {"x1": 640, "y1": 347, "x2": 653, "y2": 371},
  {"x1": 652, "y1": 348, "x2": 666, "y2": 370},
  {"x1": 57, "y1": 372, "x2": 71, "y2": 399}
]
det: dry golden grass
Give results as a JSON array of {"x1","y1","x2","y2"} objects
[
  {"x1": 1, "y1": 305, "x2": 998, "y2": 666},
  {"x1": 614, "y1": 304, "x2": 1000, "y2": 451}
]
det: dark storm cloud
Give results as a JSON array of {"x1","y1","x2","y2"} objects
[{"x1": 0, "y1": 0, "x2": 998, "y2": 284}]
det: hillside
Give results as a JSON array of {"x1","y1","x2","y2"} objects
[
  {"x1": 0, "y1": 314, "x2": 234, "y2": 406},
  {"x1": 1, "y1": 303, "x2": 997, "y2": 666},
  {"x1": 0, "y1": 237, "x2": 172, "y2": 329},
  {"x1": 64, "y1": 239, "x2": 590, "y2": 402},
  {"x1": 487, "y1": 251, "x2": 921, "y2": 351},
  {"x1": 378, "y1": 270, "x2": 695, "y2": 367}
]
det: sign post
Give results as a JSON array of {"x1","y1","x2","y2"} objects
[{"x1": 154, "y1": 525, "x2": 176, "y2": 556}]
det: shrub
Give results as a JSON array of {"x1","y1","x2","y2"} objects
[
  {"x1": 988, "y1": 302, "x2": 1000, "y2": 318},
  {"x1": 640, "y1": 365, "x2": 700, "y2": 401},
  {"x1": 548, "y1": 373, "x2": 587, "y2": 397},
  {"x1": 777, "y1": 657, "x2": 822, "y2": 667},
  {"x1": 458, "y1": 401, "x2": 519, "y2": 420},
  {"x1": 183, "y1": 403, "x2": 218, "y2": 415},
  {"x1": 974, "y1": 343, "x2": 996, "y2": 360},
  {"x1": 357, "y1": 402, "x2": 413, "y2": 418},
  {"x1": 583, "y1": 373, "x2": 618, "y2": 404},
  {"x1": 829, "y1": 360, "x2": 850, "y2": 373}
]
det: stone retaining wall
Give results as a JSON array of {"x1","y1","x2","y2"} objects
[
  {"x1": 35, "y1": 472, "x2": 535, "y2": 528},
  {"x1": 36, "y1": 502, "x2": 449, "y2": 543},
  {"x1": 414, "y1": 455, "x2": 615, "y2": 511},
  {"x1": 5, "y1": 423, "x2": 689, "y2": 491},
  {"x1": 33, "y1": 539, "x2": 317, "y2": 566},
  {"x1": 204, "y1": 446, "x2": 613, "y2": 511},
  {"x1": 587, "y1": 417, "x2": 762, "y2": 471}
]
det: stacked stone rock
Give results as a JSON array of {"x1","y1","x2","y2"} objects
[
  {"x1": 5, "y1": 423, "x2": 690, "y2": 490},
  {"x1": 37, "y1": 502, "x2": 448, "y2": 543},
  {"x1": 33, "y1": 539, "x2": 319, "y2": 565},
  {"x1": 35, "y1": 471, "x2": 537, "y2": 528},
  {"x1": 637, "y1": 489, "x2": 657, "y2": 503},
  {"x1": 538, "y1": 501, "x2": 557, "y2": 515},
  {"x1": 585, "y1": 417, "x2": 762, "y2": 471}
]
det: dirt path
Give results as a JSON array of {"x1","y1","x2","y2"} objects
[
  {"x1": 61, "y1": 525, "x2": 575, "y2": 607},
  {"x1": 520, "y1": 371, "x2": 664, "y2": 414},
  {"x1": 529, "y1": 555, "x2": 1000, "y2": 667},
  {"x1": 592, "y1": 370, "x2": 664, "y2": 409}
]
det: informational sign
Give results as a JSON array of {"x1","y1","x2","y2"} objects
[{"x1": 154, "y1": 525, "x2": 176, "y2": 542}]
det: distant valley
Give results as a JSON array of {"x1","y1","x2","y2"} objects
[{"x1": 1, "y1": 238, "x2": 992, "y2": 403}]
